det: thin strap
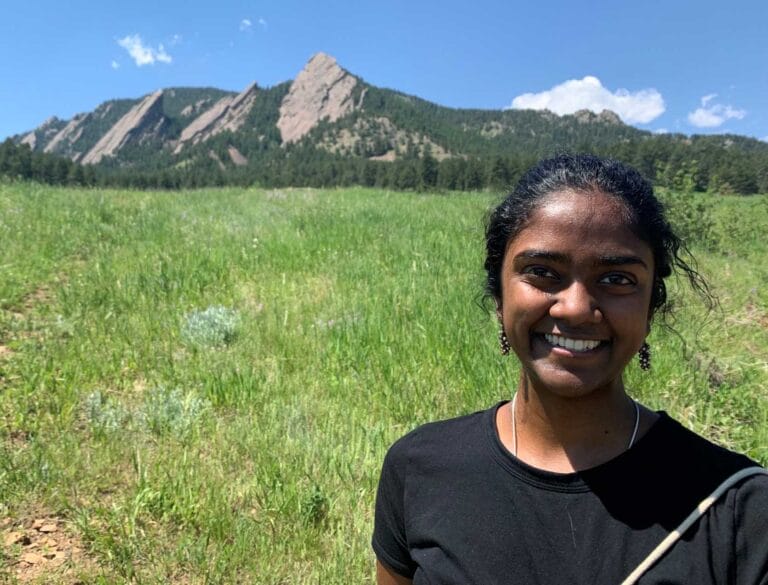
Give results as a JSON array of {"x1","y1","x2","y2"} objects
[{"x1": 620, "y1": 466, "x2": 768, "y2": 585}]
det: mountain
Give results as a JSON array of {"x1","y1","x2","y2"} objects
[{"x1": 10, "y1": 53, "x2": 768, "y2": 193}]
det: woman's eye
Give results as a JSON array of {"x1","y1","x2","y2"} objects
[
  {"x1": 600, "y1": 273, "x2": 635, "y2": 286},
  {"x1": 523, "y1": 266, "x2": 557, "y2": 279}
]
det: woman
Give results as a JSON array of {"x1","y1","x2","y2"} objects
[{"x1": 373, "y1": 154, "x2": 767, "y2": 584}]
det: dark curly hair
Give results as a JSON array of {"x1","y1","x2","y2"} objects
[{"x1": 484, "y1": 153, "x2": 713, "y2": 320}]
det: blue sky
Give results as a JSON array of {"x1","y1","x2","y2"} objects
[{"x1": 2, "y1": 0, "x2": 766, "y2": 141}]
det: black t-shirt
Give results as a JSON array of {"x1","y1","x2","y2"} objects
[{"x1": 373, "y1": 402, "x2": 768, "y2": 584}]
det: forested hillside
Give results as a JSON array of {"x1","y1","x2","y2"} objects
[{"x1": 7, "y1": 53, "x2": 768, "y2": 194}]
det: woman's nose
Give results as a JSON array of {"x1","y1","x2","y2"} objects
[{"x1": 548, "y1": 281, "x2": 602, "y2": 324}]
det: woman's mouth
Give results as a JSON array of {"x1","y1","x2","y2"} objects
[{"x1": 542, "y1": 333, "x2": 605, "y2": 353}]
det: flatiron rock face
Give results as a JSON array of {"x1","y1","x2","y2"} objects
[
  {"x1": 20, "y1": 132, "x2": 37, "y2": 149},
  {"x1": 22, "y1": 116, "x2": 63, "y2": 151},
  {"x1": 81, "y1": 90, "x2": 167, "y2": 165},
  {"x1": 43, "y1": 115, "x2": 87, "y2": 159},
  {"x1": 277, "y1": 52, "x2": 359, "y2": 144},
  {"x1": 174, "y1": 82, "x2": 259, "y2": 153}
]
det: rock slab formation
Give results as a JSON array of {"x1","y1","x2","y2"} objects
[
  {"x1": 81, "y1": 91, "x2": 166, "y2": 165},
  {"x1": 227, "y1": 146, "x2": 248, "y2": 166},
  {"x1": 175, "y1": 83, "x2": 259, "y2": 153},
  {"x1": 277, "y1": 53, "x2": 359, "y2": 144},
  {"x1": 19, "y1": 116, "x2": 62, "y2": 151},
  {"x1": 43, "y1": 116, "x2": 87, "y2": 158}
]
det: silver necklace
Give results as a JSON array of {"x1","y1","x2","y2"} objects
[{"x1": 510, "y1": 393, "x2": 641, "y2": 457}]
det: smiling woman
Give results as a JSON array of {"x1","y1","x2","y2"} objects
[
  {"x1": 372, "y1": 154, "x2": 768, "y2": 585},
  {"x1": 498, "y1": 189, "x2": 655, "y2": 407}
]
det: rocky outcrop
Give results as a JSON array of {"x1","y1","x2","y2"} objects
[
  {"x1": 96, "y1": 103, "x2": 113, "y2": 119},
  {"x1": 174, "y1": 83, "x2": 259, "y2": 153},
  {"x1": 180, "y1": 99, "x2": 214, "y2": 117},
  {"x1": 573, "y1": 109, "x2": 597, "y2": 123},
  {"x1": 277, "y1": 53, "x2": 359, "y2": 144},
  {"x1": 208, "y1": 150, "x2": 226, "y2": 171},
  {"x1": 17, "y1": 117, "x2": 61, "y2": 152},
  {"x1": 20, "y1": 132, "x2": 37, "y2": 149},
  {"x1": 43, "y1": 115, "x2": 87, "y2": 158},
  {"x1": 81, "y1": 91, "x2": 167, "y2": 165},
  {"x1": 598, "y1": 110, "x2": 622, "y2": 125},
  {"x1": 573, "y1": 109, "x2": 623, "y2": 125},
  {"x1": 227, "y1": 146, "x2": 248, "y2": 166},
  {"x1": 175, "y1": 97, "x2": 233, "y2": 151}
]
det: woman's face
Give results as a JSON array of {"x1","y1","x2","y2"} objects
[{"x1": 498, "y1": 189, "x2": 655, "y2": 399}]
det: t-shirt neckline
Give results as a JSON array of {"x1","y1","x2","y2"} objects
[{"x1": 484, "y1": 400, "x2": 671, "y2": 493}]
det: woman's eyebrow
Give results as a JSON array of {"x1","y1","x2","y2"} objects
[
  {"x1": 513, "y1": 250, "x2": 569, "y2": 263},
  {"x1": 513, "y1": 250, "x2": 649, "y2": 270}
]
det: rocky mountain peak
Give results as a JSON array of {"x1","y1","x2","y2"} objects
[
  {"x1": 81, "y1": 90, "x2": 166, "y2": 165},
  {"x1": 277, "y1": 52, "x2": 361, "y2": 144},
  {"x1": 174, "y1": 82, "x2": 259, "y2": 153},
  {"x1": 40, "y1": 116, "x2": 60, "y2": 129}
]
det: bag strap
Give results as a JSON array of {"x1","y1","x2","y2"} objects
[{"x1": 620, "y1": 466, "x2": 768, "y2": 585}]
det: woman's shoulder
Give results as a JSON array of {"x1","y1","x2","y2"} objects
[
  {"x1": 621, "y1": 411, "x2": 767, "y2": 516},
  {"x1": 382, "y1": 403, "x2": 501, "y2": 469},
  {"x1": 647, "y1": 412, "x2": 762, "y2": 475}
]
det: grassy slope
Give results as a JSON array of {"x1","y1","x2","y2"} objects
[{"x1": 0, "y1": 183, "x2": 766, "y2": 582}]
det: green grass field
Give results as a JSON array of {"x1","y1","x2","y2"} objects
[{"x1": 1, "y1": 183, "x2": 766, "y2": 583}]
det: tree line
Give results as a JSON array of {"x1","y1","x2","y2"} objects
[{"x1": 2, "y1": 136, "x2": 766, "y2": 195}]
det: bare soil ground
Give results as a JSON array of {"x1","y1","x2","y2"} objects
[{"x1": 1, "y1": 510, "x2": 98, "y2": 584}]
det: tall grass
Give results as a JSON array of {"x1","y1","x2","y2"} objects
[{"x1": 0, "y1": 182, "x2": 766, "y2": 582}]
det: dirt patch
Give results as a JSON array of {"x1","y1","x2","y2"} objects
[
  {"x1": 1, "y1": 511, "x2": 98, "y2": 583},
  {"x1": 22, "y1": 286, "x2": 53, "y2": 311},
  {"x1": 746, "y1": 301, "x2": 768, "y2": 329},
  {"x1": 0, "y1": 344, "x2": 13, "y2": 359},
  {"x1": 724, "y1": 298, "x2": 768, "y2": 329},
  {"x1": 4, "y1": 430, "x2": 30, "y2": 450}
]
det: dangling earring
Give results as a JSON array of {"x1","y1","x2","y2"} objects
[
  {"x1": 499, "y1": 329, "x2": 510, "y2": 356},
  {"x1": 638, "y1": 342, "x2": 651, "y2": 371}
]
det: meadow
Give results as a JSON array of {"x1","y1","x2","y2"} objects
[{"x1": 0, "y1": 182, "x2": 766, "y2": 583}]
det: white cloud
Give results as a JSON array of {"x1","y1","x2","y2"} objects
[
  {"x1": 117, "y1": 34, "x2": 172, "y2": 66},
  {"x1": 258, "y1": 17, "x2": 267, "y2": 27},
  {"x1": 111, "y1": 60, "x2": 120, "y2": 70},
  {"x1": 156, "y1": 46, "x2": 171, "y2": 63},
  {"x1": 509, "y1": 76, "x2": 665, "y2": 124},
  {"x1": 240, "y1": 19, "x2": 252, "y2": 31},
  {"x1": 687, "y1": 94, "x2": 746, "y2": 128},
  {"x1": 169, "y1": 34, "x2": 182, "y2": 46}
]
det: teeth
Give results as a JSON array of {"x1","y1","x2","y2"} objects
[{"x1": 544, "y1": 334, "x2": 601, "y2": 352}]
